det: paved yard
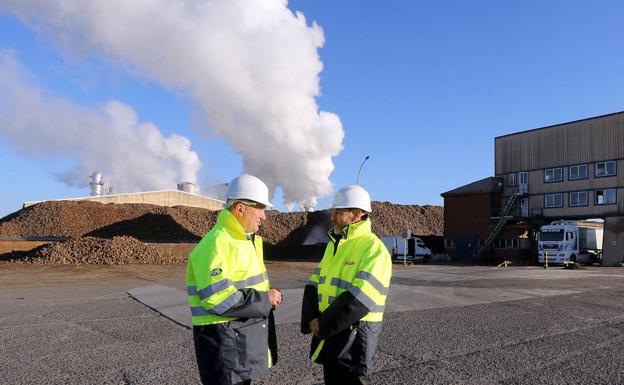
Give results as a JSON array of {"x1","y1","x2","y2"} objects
[{"x1": 1, "y1": 263, "x2": 623, "y2": 384}]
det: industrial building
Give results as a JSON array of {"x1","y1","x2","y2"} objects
[
  {"x1": 23, "y1": 189, "x2": 224, "y2": 210},
  {"x1": 23, "y1": 172, "x2": 224, "y2": 211},
  {"x1": 441, "y1": 177, "x2": 532, "y2": 263},
  {"x1": 443, "y1": 111, "x2": 624, "y2": 266}
]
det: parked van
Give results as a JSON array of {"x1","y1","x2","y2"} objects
[{"x1": 381, "y1": 236, "x2": 432, "y2": 263}]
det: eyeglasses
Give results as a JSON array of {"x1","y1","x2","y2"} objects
[
  {"x1": 238, "y1": 200, "x2": 267, "y2": 210},
  {"x1": 333, "y1": 208, "x2": 355, "y2": 214}
]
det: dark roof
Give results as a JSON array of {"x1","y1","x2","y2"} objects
[
  {"x1": 495, "y1": 110, "x2": 624, "y2": 140},
  {"x1": 441, "y1": 177, "x2": 503, "y2": 197}
]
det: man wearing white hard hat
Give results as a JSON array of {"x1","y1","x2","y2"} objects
[
  {"x1": 186, "y1": 174, "x2": 282, "y2": 385},
  {"x1": 301, "y1": 185, "x2": 392, "y2": 385}
]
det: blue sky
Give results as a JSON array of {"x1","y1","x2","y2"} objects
[{"x1": 1, "y1": 1, "x2": 623, "y2": 217}]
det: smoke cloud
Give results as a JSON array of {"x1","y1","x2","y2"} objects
[
  {"x1": 0, "y1": 51, "x2": 201, "y2": 193},
  {"x1": 1, "y1": 0, "x2": 344, "y2": 209}
]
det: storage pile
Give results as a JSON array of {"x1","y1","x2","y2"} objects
[
  {"x1": 6, "y1": 236, "x2": 182, "y2": 265},
  {"x1": 0, "y1": 201, "x2": 217, "y2": 241},
  {"x1": 371, "y1": 202, "x2": 444, "y2": 236},
  {"x1": 0, "y1": 200, "x2": 443, "y2": 264}
]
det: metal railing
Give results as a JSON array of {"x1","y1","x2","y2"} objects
[{"x1": 474, "y1": 192, "x2": 524, "y2": 258}]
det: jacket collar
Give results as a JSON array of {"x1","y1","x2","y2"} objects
[
  {"x1": 216, "y1": 209, "x2": 251, "y2": 240},
  {"x1": 328, "y1": 218, "x2": 371, "y2": 242}
]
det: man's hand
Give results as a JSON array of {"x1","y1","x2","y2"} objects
[
  {"x1": 268, "y1": 288, "x2": 282, "y2": 308},
  {"x1": 309, "y1": 318, "x2": 320, "y2": 338}
]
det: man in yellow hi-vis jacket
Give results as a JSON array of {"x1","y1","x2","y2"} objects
[
  {"x1": 301, "y1": 185, "x2": 392, "y2": 385},
  {"x1": 187, "y1": 174, "x2": 282, "y2": 385}
]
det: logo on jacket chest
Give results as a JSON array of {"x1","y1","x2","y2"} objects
[
  {"x1": 344, "y1": 260, "x2": 355, "y2": 266},
  {"x1": 211, "y1": 268, "x2": 223, "y2": 276}
]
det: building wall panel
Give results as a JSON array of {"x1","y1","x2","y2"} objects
[
  {"x1": 602, "y1": 216, "x2": 624, "y2": 266},
  {"x1": 496, "y1": 112, "x2": 624, "y2": 174},
  {"x1": 515, "y1": 164, "x2": 623, "y2": 194},
  {"x1": 529, "y1": 189, "x2": 623, "y2": 218},
  {"x1": 443, "y1": 193, "x2": 496, "y2": 238},
  {"x1": 496, "y1": 113, "x2": 624, "y2": 219}
]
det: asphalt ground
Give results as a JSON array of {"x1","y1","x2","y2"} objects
[{"x1": 1, "y1": 262, "x2": 623, "y2": 384}]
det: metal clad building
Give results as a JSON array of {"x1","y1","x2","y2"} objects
[
  {"x1": 495, "y1": 111, "x2": 624, "y2": 265},
  {"x1": 495, "y1": 111, "x2": 624, "y2": 219},
  {"x1": 496, "y1": 113, "x2": 624, "y2": 173}
]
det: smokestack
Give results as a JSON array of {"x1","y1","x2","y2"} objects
[
  {"x1": 177, "y1": 181, "x2": 199, "y2": 195},
  {"x1": 89, "y1": 170, "x2": 104, "y2": 196}
]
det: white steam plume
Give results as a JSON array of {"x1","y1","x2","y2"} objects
[
  {"x1": 0, "y1": 0, "x2": 344, "y2": 209},
  {"x1": 0, "y1": 52, "x2": 201, "y2": 193}
]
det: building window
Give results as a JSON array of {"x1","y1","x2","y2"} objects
[
  {"x1": 569, "y1": 191, "x2": 588, "y2": 207},
  {"x1": 544, "y1": 167, "x2": 563, "y2": 183},
  {"x1": 595, "y1": 189, "x2": 617, "y2": 205},
  {"x1": 494, "y1": 239, "x2": 507, "y2": 249},
  {"x1": 445, "y1": 239, "x2": 455, "y2": 248},
  {"x1": 507, "y1": 173, "x2": 517, "y2": 187},
  {"x1": 511, "y1": 238, "x2": 520, "y2": 248},
  {"x1": 595, "y1": 161, "x2": 616, "y2": 177},
  {"x1": 569, "y1": 164, "x2": 588, "y2": 180},
  {"x1": 544, "y1": 193, "x2": 563, "y2": 208}
]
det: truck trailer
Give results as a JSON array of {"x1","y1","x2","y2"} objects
[{"x1": 537, "y1": 220, "x2": 604, "y2": 265}]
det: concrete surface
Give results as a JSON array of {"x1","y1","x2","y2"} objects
[
  {"x1": 1, "y1": 263, "x2": 623, "y2": 384},
  {"x1": 128, "y1": 281, "x2": 580, "y2": 327}
]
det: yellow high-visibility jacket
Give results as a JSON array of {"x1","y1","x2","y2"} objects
[
  {"x1": 301, "y1": 218, "x2": 392, "y2": 375},
  {"x1": 187, "y1": 209, "x2": 276, "y2": 384}
]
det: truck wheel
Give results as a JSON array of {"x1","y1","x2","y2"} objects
[{"x1": 570, "y1": 254, "x2": 577, "y2": 263}]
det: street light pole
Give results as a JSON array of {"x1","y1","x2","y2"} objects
[{"x1": 356, "y1": 155, "x2": 370, "y2": 185}]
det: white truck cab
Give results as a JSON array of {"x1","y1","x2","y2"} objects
[{"x1": 537, "y1": 220, "x2": 603, "y2": 265}]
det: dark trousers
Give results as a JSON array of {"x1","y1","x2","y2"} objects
[{"x1": 323, "y1": 362, "x2": 372, "y2": 385}]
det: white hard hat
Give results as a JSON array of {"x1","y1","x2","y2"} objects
[
  {"x1": 332, "y1": 185, "x2": 371, "y2": 212},
  {"x1": 226, "y1": 174, "x2": 273, "y2": 208}
]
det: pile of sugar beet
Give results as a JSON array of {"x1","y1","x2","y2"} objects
[{"x1": 0, "y1": 201, "x2": 443, "y2": 264}]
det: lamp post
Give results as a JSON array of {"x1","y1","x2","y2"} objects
[{"x1": 356, "y1": 155, "x2": 370, "y2": 185}]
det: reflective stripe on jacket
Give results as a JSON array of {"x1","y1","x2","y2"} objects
[
  {"x1": 187, "y1": 209, "x2": 270, "y2": 325},
  {"x1": 302, "y1": 218, "x2": 392, "y2": 374},
  {"x1": 186, "y1": 209, "x2": 276, "y2": 384}
]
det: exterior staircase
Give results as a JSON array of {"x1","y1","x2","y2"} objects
[{"x1": 474, "y1": 192, "x2": 523, "y2": 258}]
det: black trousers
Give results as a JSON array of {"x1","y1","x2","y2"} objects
[{"x1": 323, "y1": 362, "x2": 372, "y2": 385}]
